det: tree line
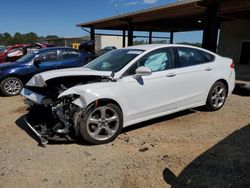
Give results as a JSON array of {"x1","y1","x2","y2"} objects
[{"x1": 0, "y1": 32, "x2": 59, "y2": 46}]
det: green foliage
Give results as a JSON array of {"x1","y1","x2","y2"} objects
[
  {"x1": 133, "y1": 40, "x2": 146, "y2": 45},
  {"x1": 0, "y1": 32, "x2": 59, "y2": 46},
  {"x1": 45, "y1": 35, "x2": 59, "y2": 39},
  {"x1": 152, "y1": 40, "x2": 167, "y2": 44}
]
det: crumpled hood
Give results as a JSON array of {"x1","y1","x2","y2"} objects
[{"x1": 26, "y1": 67, "x2": 112, "y2": 87}]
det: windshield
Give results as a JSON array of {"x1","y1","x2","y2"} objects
[
  {"x1": 85, "y1": 49, "x2": 144, "y2": 72},
  {"x1": 16, "y1": 51, "x2": 37, "y2": 63}
]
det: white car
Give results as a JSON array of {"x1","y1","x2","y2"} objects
[{"x1": 21, "y1": 44, "x2": 235, "y2": 145}]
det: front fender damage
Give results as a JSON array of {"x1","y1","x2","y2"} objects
[
  {"x1": 22, "y1": 75, "x2": 111, "y2": 146},
  {"x1": 58, "y1": 87, "x2": 100, "y2": 109},
  {"x1": 24, "y1": 92, "x2": 95, "y2": 147}
]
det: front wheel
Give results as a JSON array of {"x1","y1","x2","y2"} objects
[
  {"x1": 205, "y1": 81, "x2": 227, "y2": 111},
  {"x1": 79, "y1": 103, "x2": 123, "y2": 144},
  {"x1": 0, "y1": 77, "x2": 23, "y2": 96}
]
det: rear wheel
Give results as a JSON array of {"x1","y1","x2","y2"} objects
[
  {"x1": 79, "y1": 103, "x2": 123, "y2": 144},
  {"x1": 0, "y1": 77, "x2": 23, "y2": 96},
  {"x1": 205, "y1": 81, "x2": 227, "y2": 111}
]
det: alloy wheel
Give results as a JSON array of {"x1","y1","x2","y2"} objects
[
  {"x1": 211, "y1": 85, "x2": 226, "y2": 109},
  {"x1": 4, "y1": 79, "x2": 22, "y2": 95},
  {"x1": 86, "y1": 106, "x2": 120, "y2": 141}
]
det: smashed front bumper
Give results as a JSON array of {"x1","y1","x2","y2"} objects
[
  {"x1": 21, "y1": 88, "x2": 46, "y2": 105},
  {"x1": 24, "y1": 117, "x2": 48, "y2": 146},
  {"x1": 24, "y1": 110, "x2": 78, "y2": 147},
  {"x1": 21, "y1": 88, "x2": 79, "y2": 146}
]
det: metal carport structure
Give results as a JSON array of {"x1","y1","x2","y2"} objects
[{"x1": 76, "y1": 0, "x2": 250, "y2": 53}]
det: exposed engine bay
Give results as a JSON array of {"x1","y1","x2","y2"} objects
[{"x1": 22, "y1": 75, "x2": 113, "y2": 146}]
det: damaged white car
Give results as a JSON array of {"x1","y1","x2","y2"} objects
[{"x1": 21, "y1": 44, "x2": 235, "y2": 145}]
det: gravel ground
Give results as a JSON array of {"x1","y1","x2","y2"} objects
[{"x1": 0, "y1": 92, "x2": 250, "y2": 188}]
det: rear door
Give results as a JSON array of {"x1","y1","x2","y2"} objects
[{"x1": 168, "y1": 47, "x2": 216, "y2": 106}]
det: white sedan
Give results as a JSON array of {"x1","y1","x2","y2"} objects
[{"x1": 21, "y1": 44, "x2": 235, "y2": 145}]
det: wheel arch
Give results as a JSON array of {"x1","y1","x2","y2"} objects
[
  {"x1": 78, "y1": 98, "x2": 124, "y2": 144},
  {"x1": 214, "y1": 79, "x2": 229, "y2": 96},
  {"x1": 0, "y1": 74, "x2": 25, "y2": 84},
  {"x1": 90, "y1": 98, "x2": 124, "y2": 116}
]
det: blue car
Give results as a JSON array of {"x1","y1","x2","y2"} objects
[{"x1": 0, "y1": 47, "x2": 93, "y2": 96}]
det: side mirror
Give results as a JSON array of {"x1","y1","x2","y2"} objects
[
  {"x1": 135, "y1": 66, "x2": 152, "y2": 77},
  {"x1": 33, "y1": 58, "x2": 41, "y2": 66}
]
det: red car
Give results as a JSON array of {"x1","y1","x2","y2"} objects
[{"x1": 0, "y1": 43, "x2": 54, "y2": 63}]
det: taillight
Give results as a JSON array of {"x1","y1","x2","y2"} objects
[{"x1": 230, "y1": 61, "x2": 235, "y2": 69}]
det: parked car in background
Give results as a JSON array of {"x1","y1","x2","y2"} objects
[
  {"x1": 21, "y1": 44, "x2": 235, "y2": 145},
  {"x1": 0, "y1": 47, "x2": 92, "y2": 96},
  {"x1": 0, "y1": 43, "x2": 54, "y2": 64},
  {"x1": 97, "y1": 46, "x2": 117, "y2": 56}
]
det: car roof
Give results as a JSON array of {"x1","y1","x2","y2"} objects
[
  {"x1": 36, "y1": 47, "x2": 78, "y2": 53},
  {"x1": 123, "y1": 44, "x2": 216, "y2": 55},
  {"x1": 124, "y1": 44, "x2": 169, "y2": 50}
]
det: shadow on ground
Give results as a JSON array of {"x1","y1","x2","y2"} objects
[
  {"x1": 233, "y1": 83, "x2": 250, "y2": 96},
  {"x1": 163, "y1": 123, "x2": 250, "y2": 188}
]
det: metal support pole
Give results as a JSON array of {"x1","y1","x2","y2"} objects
[
  {"x1": 128, "y1": 22, "x2": 133, "y2": 46},
  {"x1": 170, "y1": 31, "x2": 174, "y2": 44},
  {"x1": 90, "y1": 27, "x2": 95, "y2": 41},
  {"x1": 122, "y1": 30, "x2": 126, "y2": 47},
  {"x1": 90, "y1": 27, "x2": 95, "y2": 53},
  {"x1": 149, "y1": 31, "x2": 152, "y2": 44},
  {"x1": 202, "y1": 3, "x2": 219, "y2": 52}
]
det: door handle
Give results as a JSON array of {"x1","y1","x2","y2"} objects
[
  {"x1": 166, "y1": 73, "x2": 176, "y2": 77},
  {"x1": 205, "y1": 67, "x2": 212, "y2": 71}
]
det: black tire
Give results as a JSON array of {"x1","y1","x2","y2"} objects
[
  {"x1": 205, "y1": 81, "x2": 227, "y2": 111},
  {"x1": 0, "y1": 77, "x2": 23, "y2": 96},
  {"x1": 79, "y1": 103, "x2": 123, "y2": 144}
]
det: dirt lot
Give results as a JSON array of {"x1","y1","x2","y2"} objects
[{"x1": 0, "y1": 91, "x2": 250, "y2": 188}]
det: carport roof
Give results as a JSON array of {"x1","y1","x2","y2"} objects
[{"x1": 76, "y1": 0, "x2": 250, "y2": 32}]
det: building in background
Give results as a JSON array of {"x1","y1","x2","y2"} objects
[
  {"x1": 45, "y1": 35, "x2": 127, "y2": 53},
  {"x1": 218, "y1": 20, "x2": 250, "y2": 65}
]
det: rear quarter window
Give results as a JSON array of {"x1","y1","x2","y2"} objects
[{"x1": 202, "y1": 51, "x2": 215, "y2": 62}]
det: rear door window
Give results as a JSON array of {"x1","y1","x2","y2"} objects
[
  {"x1": 173, "y1": 47, "x2": 215, "y2": 68},
  {"x1": 61, "y1": 49, "x2": 80, "y2": 60}
]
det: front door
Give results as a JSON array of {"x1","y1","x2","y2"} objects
[{"x1": 120, "y1": 48, "x2": 178, "y2": 123}]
